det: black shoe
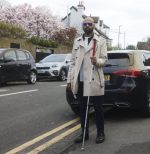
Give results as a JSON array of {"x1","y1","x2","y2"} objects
[
  {"x1": 95, "y1": 133, "x2": 105, "y2": 144},
  {"x1": 74, "y1": 134, "x2": 89, "y2": 143}
]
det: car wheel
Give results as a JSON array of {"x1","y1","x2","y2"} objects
[
  {"x1": 59, "y1": 69, "x2": 66, "y2": 81},
  {"x1": 140, "y1": 83, "x2": 150, "y2": 117},
  {"x1": 27, "y1": 71, "x2": 37, "y2": 84},
  {"x1": 0, "y1": 78, "x2": 7, "y2": 87},
  {"x1": 70, "y1": 105, "x2": 80, "y2": 115},
  {"x1": 1, "y1": 82, "x2": 7, "y2": 86}
]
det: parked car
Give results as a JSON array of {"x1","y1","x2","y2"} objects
[
  {"x1": 0, "y1": 48, "x2": 37, "y2": 86},
  {"x1": 36, "y1": 54, "x2": 71, "y2": 81},
  {"x1": 66, "y1": 50, "x2": 150, "y2": 117}
]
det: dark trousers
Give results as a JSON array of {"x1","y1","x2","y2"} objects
[{"x1": 77, "y1": 82, "x2": 104, "y2": 135}]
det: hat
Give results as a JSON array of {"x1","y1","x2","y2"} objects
[{"x1": 83, "y1": 17, "x2": 94, "y2": 23}]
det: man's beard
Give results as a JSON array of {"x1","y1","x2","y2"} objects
[{"x1": 84, "y1": 29, "x2": 93, "y2": 35}]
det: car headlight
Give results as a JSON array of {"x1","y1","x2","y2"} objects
[{"x1": 51, "y1": 64, "x2": 58, "y2": 68}]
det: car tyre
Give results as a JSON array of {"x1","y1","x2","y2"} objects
[
  {"x1": 27, "y1": 71, "x2": 37, "y2": 84},
  {"x1": 140, "y1": 83, "x2": 150, "y2": 117},
  {"x1": 0, "y1": 79, "x2": 7, "y2": 87},
  {"x1": 59, "y1": 69, "x2": 67, "y2": 81},
  {"x1": 70, "y1": 105, "x2": 80, "y2": 115}
]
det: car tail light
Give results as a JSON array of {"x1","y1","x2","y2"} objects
[{"x1": 112, "y1": 69, "x2": 141, "y2": 77}]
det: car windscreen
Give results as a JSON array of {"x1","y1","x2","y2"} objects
[
  {"x1": 0, "y1": 49, "x2": 5, "y2": 54},
  {"x1": 41, "y1": 54, "x2": 66, "y2": 62},
  {"x1": 105, "y1": 53, "x2": 132, "y2": 67}
]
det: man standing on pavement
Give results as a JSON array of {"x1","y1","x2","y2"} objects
[{"x1": 67, "y1": 16, "x2": 107, "y2": 144}]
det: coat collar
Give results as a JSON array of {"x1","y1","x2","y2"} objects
[
  {"x1": 77, "y1": 33, "x2": 99, "y2": 47},
  {"x1": 77, "y1": 33, "x2": 99, "y2": 52}
]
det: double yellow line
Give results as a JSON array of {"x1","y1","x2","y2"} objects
[{"x1": 6, "y1": 118, "x2": 80, "y2": 154}]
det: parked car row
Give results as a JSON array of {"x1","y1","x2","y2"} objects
[
  {"x1": 2, "y1": 48, "x2": 150, "y2": 117},
  {"x1": 0, "y1": 48, "x2": 71, "y2": 86}
]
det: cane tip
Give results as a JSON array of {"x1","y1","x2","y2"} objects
[{"x1": 81, "y1": 147, "x2": 85, "y2": 151}]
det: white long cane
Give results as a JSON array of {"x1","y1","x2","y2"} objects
[
  {"x1": 81, "y1": 64, "x2": 94, "y2": 151},
  {"x1": 81, "y1": 39, "x2": 96, "y2": 151}
]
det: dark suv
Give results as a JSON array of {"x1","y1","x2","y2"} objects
[
  {"x1": 66, "y1": 50, "x2": 150, "y2": 117},
  {"x1": 0, "y1": 48, "x2": 37, "y2": 86}
]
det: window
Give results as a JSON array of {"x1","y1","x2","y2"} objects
[
  {"x1": 0, "y1": 56, "x2": 4, "y2": 63},
  {"x1": 143, "y1": 53, "x2": 150, "y2": 66},
  {"x1": 24, "y1": 51, "x2": 30, "y2": 59},
  {"x1": 42, "y1": 54, "x2": 66, "y2": 62},
  {"x1": 106, "y1": 53, "x2": 131, "y2": 67},
  {"x1": 4, "y1": 50, "x2": 17, "y2": 61},
  {"x1": 16, "y1": 50, "x2": 27, "y2": 60}
]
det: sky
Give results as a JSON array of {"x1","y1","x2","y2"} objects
[{"x1": 7, "y1": 0, "x2": 150, "y2": 47}]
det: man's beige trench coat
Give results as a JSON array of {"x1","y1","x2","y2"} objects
[{"x1": 67, "y1": 34, "x2": 107, "y2": 96}]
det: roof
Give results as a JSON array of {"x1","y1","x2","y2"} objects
[
  {"x1": 62, "y1": 13, "x2": 71, "y2": 21},
  {"x1": 95, "y1": 28, "x2": 111, "y2": 40},
  {"x1": 91, "y1": 16, "x2": 99, "y2": 23},
  {"x1": 70, "y1": 6, "x2": 77, "y2": 11},
  {"x1": 62, "y1": 6, "x2": 78, "y2": 21},
  {"x1": 103, "y1": 24, "x2": 110, "y2": 29},
  {"x1": 62, "y1": 5, "x2": 81, "y2": 21}
]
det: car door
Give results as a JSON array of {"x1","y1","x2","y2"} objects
[
  {"x1": 0, "y1": 54, "x2": 5, "y2": 83},
  {"x1": 15, "y1": 49, "x2": 31, "y2": 79},
  {"x1": 3, "y1": 49, "x2": 18, "y2": 81}
]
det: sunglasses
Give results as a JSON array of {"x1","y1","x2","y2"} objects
[{"x1": 83, "y1": 23, "x2": 93, "y2": 27}]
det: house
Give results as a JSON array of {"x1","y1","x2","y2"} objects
[{"x1": 62, "y1": 1, "x2": 112, "y2": 47}]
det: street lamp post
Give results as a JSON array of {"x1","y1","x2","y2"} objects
[
  {"x1": 118, "y1": 25, "x2": 122, "y2": 49},
  {"x1": 124, "y1": 32, "x2": 126, "y2": 49}
]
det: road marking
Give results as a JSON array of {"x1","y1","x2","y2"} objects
[
  {"x1": 27, "y1": 124, "x2": 80, "y2": 154},
  {"x1": 0, "y1": 89, "x2": 38, "y2": 97},
  {"x1": 5, "y1": 118, "x2": 79, "y2": 154},
  {"x1": 60, "y1": 84, "x2": 67, "y2": 87},
  {"x1": 0, "y1": 89, "x2": 8, "y2": 92}
]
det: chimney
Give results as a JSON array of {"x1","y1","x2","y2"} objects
[{"x1": 77, "y1": 1, "x2": 85, "y2": 15}]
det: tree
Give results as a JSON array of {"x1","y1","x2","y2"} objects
[
  {"x1": 52, "y1": 27, "x2": 77, "y2": 47},
  {"x1": 0, "y1": 3, "x2": 64, "y2": 39},
  {"x1": 111, "y1": 46, "x2": 119, "y2": 50},
  {"x1": 137, "y1": 38, "x2": 150, "y2": 50},
  {"x1": 147, "y1": 38, "x2": 150, "y2": 50},
  {"x1": 0, "y1": 0, "x2": 10, "y2": 9},
  {"x1": 0, "y1": 21, "x2": 26, "y2": 38},
  {"x1": 126, "y1": 45, "x2": 136, "y2": 50}
]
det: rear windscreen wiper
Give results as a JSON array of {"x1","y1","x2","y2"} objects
[{"x1": 104, "y1": 64, "x2": 118, "y2": 67}]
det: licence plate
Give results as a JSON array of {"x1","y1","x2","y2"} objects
[
  {"x1": 37, "y1": 70, "x2": 45, "y2": 73},
  {"x1": 104, "y1": 75, "x2": 110, "y2": 81}
]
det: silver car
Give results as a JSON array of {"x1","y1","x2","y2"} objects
[{"x1": 36, "y1": 54, "x2": 71, "y2": 81}]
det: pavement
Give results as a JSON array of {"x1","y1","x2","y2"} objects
[
  {"x1": 61, "y1": 109, "x2": 150, "y2": 154},
  {"x1": 61, "y1": 130, "x2": 150, "y2": 154}
]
